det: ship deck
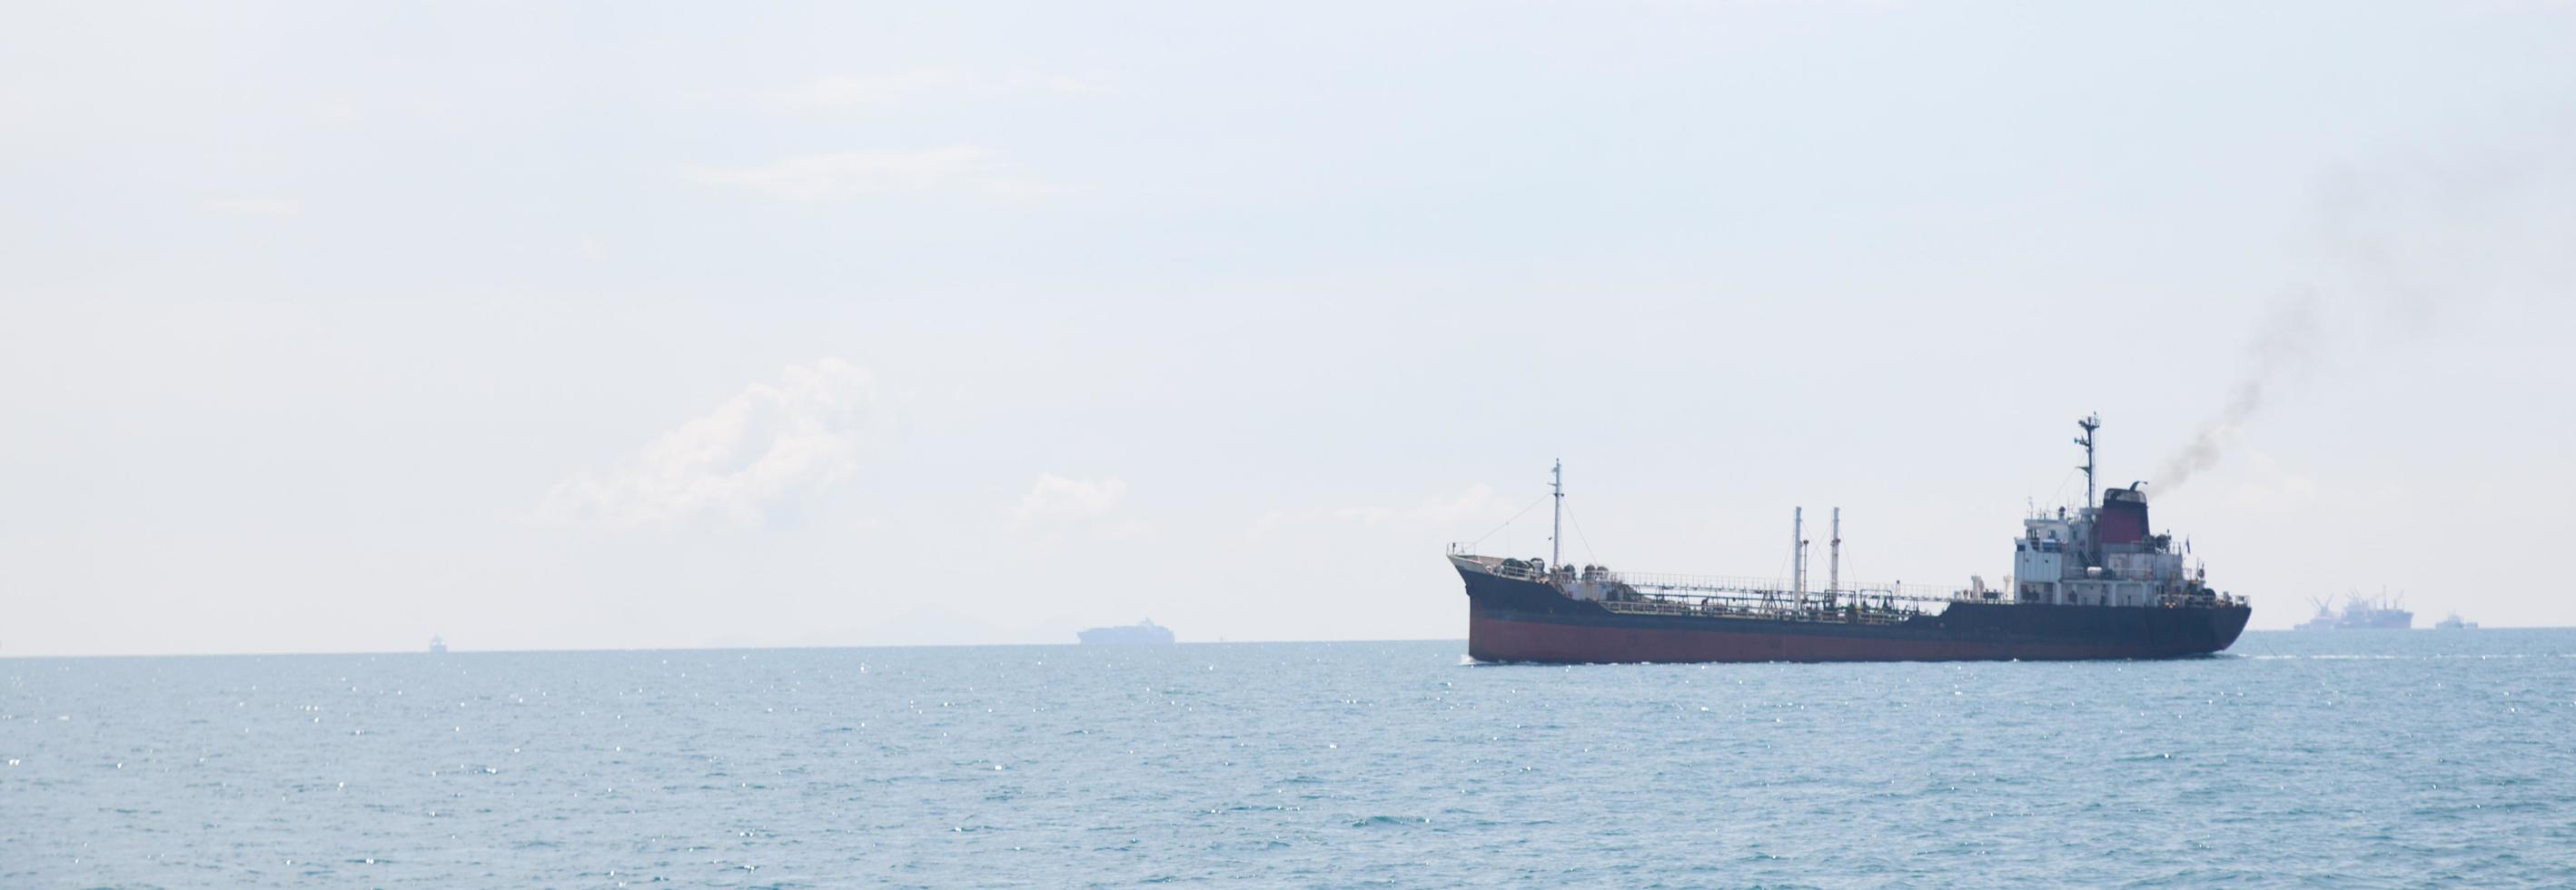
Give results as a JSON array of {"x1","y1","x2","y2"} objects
[
  {"x1": 1450, "y1": 552, "x2": 2240, "y2": 629},
  {"x1": 1451, "y1": 553, "x2": 2251, "y2": 663}
]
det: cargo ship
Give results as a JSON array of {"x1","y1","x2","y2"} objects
[
  {"x1": 2294, "y1": 593, "x2": 2413, "y2": 630},
  {"x1": 1450, "y1": 416, "x2": 2249, "y2": 663},
  {"x1": 1078, "y1": 620, "x2": 1176, "y2": 646}
]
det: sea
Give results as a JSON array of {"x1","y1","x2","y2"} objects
[{"x1": 5, "y1": 630, "x2": 2572, "y2": 887}]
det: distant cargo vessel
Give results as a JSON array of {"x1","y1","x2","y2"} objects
[
  {"x1": 1450, "y1": 416, "x2": 2249, "y2": 663},
  {"x1": 2434, "y1": 613, "x2": 2478, "y2": 630},
  {"x1": 1078, "y1": 620, "x2": 1175, "y2": 646},
  {"x1": 2295, "y1": 593, "x2": 2413, "y2": 630}
]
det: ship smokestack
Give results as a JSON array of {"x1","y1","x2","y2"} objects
[{"x1": 2098, "y1": 486, "x2": 2151, "y2": 545}]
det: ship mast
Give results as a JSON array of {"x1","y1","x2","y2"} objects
[
  {"x1": 1792, "y1": 507, "x2": 1807, "y2": 603},
  {"x1": 1828, "y1": 507, "x2": 1841, "y2": 596},
  {"x1": 1550, "y1": 459, "x2": 1563, "y2": 569},
  {"x1": 2076, "y1": 413, "x2": 2101, "y2": 509}
]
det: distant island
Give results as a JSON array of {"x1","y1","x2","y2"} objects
[{"x1": 1078, "y1": 619, "x2": 1174, "y2": 646}]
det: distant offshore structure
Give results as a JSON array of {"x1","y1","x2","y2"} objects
[
  {"x1": 2435, "y1": 613, "x2": 2480, "y2": 629},
  {"x1": 1078, "y1": 620, "x2": 1175, "y2": 646},
  {"x1": 2295, "y1": 592, "x2": 2413, "y2": 630}
]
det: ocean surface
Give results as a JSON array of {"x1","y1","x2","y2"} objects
[{"x1": 5, "y1": 630, "x2": 2573, "y2": 887}]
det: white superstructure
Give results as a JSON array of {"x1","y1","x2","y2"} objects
[{"x1": 2010, "y1": 416, "x2": 2207, "y2": 608}]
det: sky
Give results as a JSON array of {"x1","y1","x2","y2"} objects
[{"x1": 3, "y1": 2, "x2": 2572, "y2": 657}]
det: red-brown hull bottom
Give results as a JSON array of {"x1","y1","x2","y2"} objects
[{"x1": 1470, "y1": 612, "x2": 2214, "y2": 663}]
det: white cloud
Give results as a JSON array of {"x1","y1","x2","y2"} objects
[
  {"x1": 687, "y1": 147, "x2": 1064, "y2": 202},
  {"x1": 2224, "y1": 443, "x2": 2321, "y2": 515},
  {"x1": 760, "y1": 69, "x2": 1099, "y2": 112},
  {"x1": 208, "y1": 196, "x2": 300, "y2": 217},
  {"x1": 768, "y1": 68, "x2": 965, "y2": 109},
  {"x1": 1250, "y1": 483, "x2": 1517, "y2": 539},
  {"x1": 1010, "y1": 474, "x2": 1148, "y2": 538},
  {"x1": 1011, "y1": 474, "x2": 1124, "y2": 525},
  {"x1": 532, "y1": 358, "x2": 881, "y2": 529}
]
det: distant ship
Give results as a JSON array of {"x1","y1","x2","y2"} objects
[
  {"x1": 1449, "y1": 416, "x2": 2249, "y2": 663},
  {"x1": 2434, "y1": 613, "x2": 2479, "y2": 629},
  {"x1": 1078, "y1": 620, "x2": 1175, "y2": 646},
  {"x1": 2294, "y1": 593, "x2": 2413, "y2": 630},
  {"x1": 428, "y1": 635, "x2": 449, "y2": 653}
]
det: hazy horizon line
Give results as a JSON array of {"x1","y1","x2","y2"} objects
[{"x1": 5, "y1": 628, "x2": 2565, "y2": 661}]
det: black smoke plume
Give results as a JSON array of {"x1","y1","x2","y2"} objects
[{"x1": 2153, "y1": 293, "x2": 2322, "y2": 493}]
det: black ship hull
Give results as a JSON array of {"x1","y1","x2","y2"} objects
[{"x1": 1461, "y1": 562, "x2": 2250, "y2": 664}]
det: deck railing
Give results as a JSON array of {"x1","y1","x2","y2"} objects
[
  {"x1": 1598, "y1": 597, "x2": 1922, "y2": 626},
  {"x1": 1455, "y1": 549, "x2": 2245, "y2": 610}
]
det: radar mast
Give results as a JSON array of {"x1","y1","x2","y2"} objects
[
  {"x1": 2075, "y1": 414, "x2": 2101, "y2": 509},
  {"x1": 1550, "y1": 459, "x2": 1563, "y2": 568}
]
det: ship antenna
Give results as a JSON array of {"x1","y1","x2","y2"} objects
[
  {"x1": 2075, "y1": 413, "x2": 2101, "y2": 509},
  {"x1": 1550, "y1": 459, "x2": 1563, "y2": 569}
]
